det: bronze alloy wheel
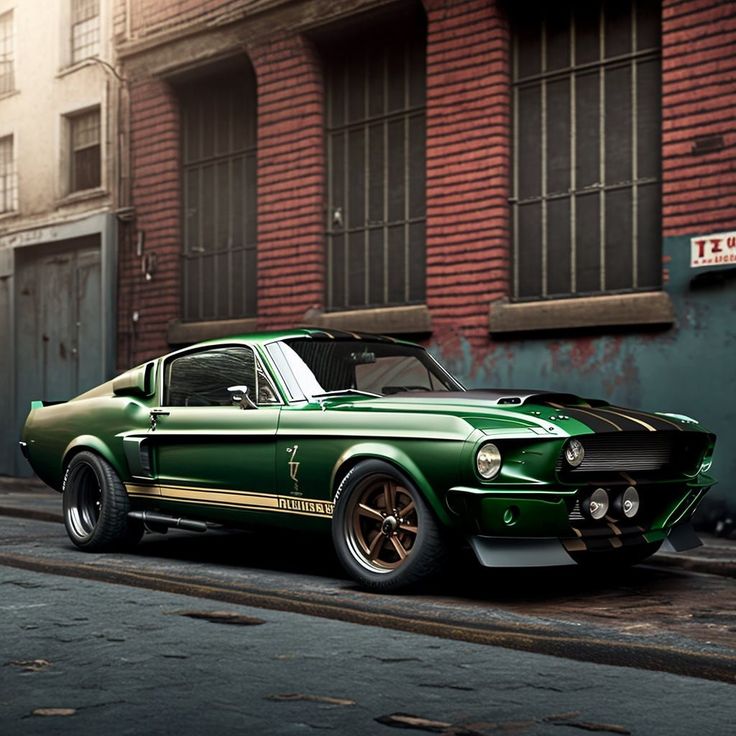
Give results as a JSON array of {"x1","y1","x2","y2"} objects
[
  {"x1": 344, "y1": 475, "x2": 419, "y2": 573},
  {"x1": 332, "y1": 459, "x2": 449, "y2": 591}
]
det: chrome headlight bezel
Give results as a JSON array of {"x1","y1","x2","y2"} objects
[
  {"x1": 564, "y1": 438, "x2": 585, "y2": 467},
  {"x1": 476, "y1": 442, "x2": 502, "y2": 480}
]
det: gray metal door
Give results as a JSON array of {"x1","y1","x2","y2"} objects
[{"x1": 11, "y1": 236, "x2": 103, "y2": 476}]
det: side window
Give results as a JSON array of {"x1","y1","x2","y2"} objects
[{"x1": 165, "y1": 346, "x2": 257, "y2": 407}]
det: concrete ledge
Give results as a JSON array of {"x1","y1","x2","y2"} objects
[
  {"x1": 489, "y1": 292, "x2": 674, "y2": 335},
  {"x1": 168, "y1": 317, "x2": 258, "y2": 345},
  {"x1": 304, "y1": 304, "x2": 432, "y2": 336}
]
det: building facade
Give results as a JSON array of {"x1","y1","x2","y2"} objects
[
  {"x1": 114, "y1": 0, "x2": 736, "y2": 512},
  {"x1": 0, "y1": 0, "x2": 121, "y2": 475}
]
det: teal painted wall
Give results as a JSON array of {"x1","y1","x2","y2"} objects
[{"x1": 429, "y1": 234, "x2": 736, "y2": 511}]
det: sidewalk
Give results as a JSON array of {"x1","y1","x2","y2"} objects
[{"x1": 1, "y1": 475, "x2": 734, "y2": 577}]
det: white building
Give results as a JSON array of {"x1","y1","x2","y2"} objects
[{"x1": 0, "y1": 0, "x2": 120, "y2": 475}]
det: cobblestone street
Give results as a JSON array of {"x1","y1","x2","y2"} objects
[{"x1": 1, "y1": 487, "x2": 734, "y2": 735}]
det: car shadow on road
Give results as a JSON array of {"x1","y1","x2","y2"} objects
[{"x1": 126, "y1": 525, "x2": 682, "y2": 604}]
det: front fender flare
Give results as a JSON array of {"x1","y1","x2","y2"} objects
[{"x1": 330, "y1": 442, "x2": 452, "y2": 526}]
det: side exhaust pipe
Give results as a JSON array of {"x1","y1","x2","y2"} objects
[{"x1": 128, "y1": 510, "x2": 208, "y2": 533}]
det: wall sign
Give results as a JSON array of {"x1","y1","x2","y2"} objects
[{"x1": 690, "y1": 230, "x2": 736, "y2": 268}]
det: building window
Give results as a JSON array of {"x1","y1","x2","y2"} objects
[
  {"x1": 179, "y1": 65, "x2": 257, "y2": 322},
  {"x1": 71, "y1": 0, "x2": 100, "y2": 64},
  {"x1": 511, "y1": 0, "x2": 662, "y2": 301},
  {"x1": 0, "y1": 10, "x2": 14, "y2": 95},
  {"x1": 323, "y1": 17, "x2": 426, "y2": 311},
  {"x1": 69, "y1": 108, "x2": 101, "y2": 192},
  {"x1": 0, "y1": 135, "x2": 17, "y2": 213}
]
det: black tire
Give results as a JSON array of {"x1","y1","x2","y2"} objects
[
  {"x1": 573, "y1": 541, "x2": 663, "y2": 570},
  {"x1": 62, "y1": 451, "x2": 143, "y2": 552},
  {"x1": 331, "y1": 460, "x2": 448, "y2": 592}
]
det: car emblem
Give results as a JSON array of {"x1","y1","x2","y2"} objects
[{"x1": 286, "y1": 445, "x2": 301, "y2": 495}]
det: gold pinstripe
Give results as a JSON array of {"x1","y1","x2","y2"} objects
[
  {"x1": 597, "y1": 408, "x2": 657, "y2": 432},
  {"x1": 615, "y1": 407, "x2": 684, "y2": 431},
  {"x1": 125, "y1": 483, "x2": 334, "y2": 518}
]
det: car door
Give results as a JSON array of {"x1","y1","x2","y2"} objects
[{"x1": 147, "y1": 344, "x2": 281, "y2": 510}]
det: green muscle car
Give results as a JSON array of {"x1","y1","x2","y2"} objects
[{"x1": 21, "y1": 329, "x2": 716, "y2": 591}]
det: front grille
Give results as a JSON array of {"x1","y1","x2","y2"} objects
[{"x1": 556, "y1": 431, "x2": 707, "y2": 475}]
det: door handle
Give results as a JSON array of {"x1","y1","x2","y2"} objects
[{"x1": 149, "y1": 409, "x2": 170, "y2": 431}]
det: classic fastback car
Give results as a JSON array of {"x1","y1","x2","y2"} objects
[{"x1": 21, "y1": 329, "x2": 716, "y2": 591}]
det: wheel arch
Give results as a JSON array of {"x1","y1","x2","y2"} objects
[
  {"x1": 330, "y1": 442, "x2": 452, "y2": 526},
  {"x1": 62, "y1": 436, "x2": 126, "y2": 488}
]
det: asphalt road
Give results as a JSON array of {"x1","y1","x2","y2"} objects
[{"x1": 1, "y1": 491, "x2": 735, "y2": 735}]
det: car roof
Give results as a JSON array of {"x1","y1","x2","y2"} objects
[{"x1": 192, "y1": 327, "x2": 419, "y2": 350}]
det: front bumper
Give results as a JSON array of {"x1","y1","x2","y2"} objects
[
  {"x1": 468, "y1": 522, "x2": 702, "y2": 568},
  {"x1": 447, "y1": 482, "x2": 709, "y2": 568}
]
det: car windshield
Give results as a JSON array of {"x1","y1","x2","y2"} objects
[{"x1": 268, "y1": 339, "x2": 462, "y2": 399}]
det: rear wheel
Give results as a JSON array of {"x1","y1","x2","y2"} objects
[
  {"x1": 332, "y1": 460, "x2": 448, "y2": 592},
  {"x1": 62, "y1": 451, "x2": 143, "y2": 551}
]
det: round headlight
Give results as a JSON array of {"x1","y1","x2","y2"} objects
[
  {"x1": 564, "y1": 438, "x2": 585, "y2": 467},
  {"x1": 476, "y1": 443, "x2": 502, "y2": 480},
  {"x1": 582, "y1": 488, "x2": 609, "y2": 520},
  {"x1": 614, "y1": 486, "x2": 640, "y2": 519}
]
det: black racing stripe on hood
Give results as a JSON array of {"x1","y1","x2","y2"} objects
[
  {"x1": 563, "y1": 407, "x2": 625, "y2": 433},
  {"x1": 608, "y1": 406, "x2": 683, "y2": 432},
  {"x1": 586, "y1": 407, "x2": 655, "y2": 432}
]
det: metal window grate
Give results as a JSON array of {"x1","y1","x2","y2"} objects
[
  {"x1": 0, "y1": 10, "x2": 13, "y2": 95},
  {"x1": 71, "y1": 0, "x2": 100, "y2": 63},
  {"x1": 180, "y1": 67, "x2": 257, "y2": 322},
  {"x1": 511, "y1": 0, "x2": 662, "y2": 301},
  {"x1": 323, "y1": 21, "x2": 426, "y2": 311},
  {"x1": 0, "y1": 135, "x2": 17, "y2": 213},
  {"x1": 69, "y1": 108, "x2": 101, "y2": 192}
]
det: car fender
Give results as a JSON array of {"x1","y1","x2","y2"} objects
[
  {"x1": 330, "y1": 442, "x2": 452, "y2": 526},
  {"x1": 62, "y1": 435, "x2": 126, "y2": 485}
]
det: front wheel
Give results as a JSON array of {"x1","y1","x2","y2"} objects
[
  {"x1": 63, "y1": 451, "x2": 143, "y2": 551},
  {"x1": 331, "y1": 460, "x2": 448, "y2": 592}
]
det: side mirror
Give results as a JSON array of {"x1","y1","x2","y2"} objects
[{"x1": 227, "y1": 385, "x2": 257, "y2": 410}]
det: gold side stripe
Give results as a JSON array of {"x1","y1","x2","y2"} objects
[
  {"x1": 125, "y1": 484, "x2": 334, "y2": 518},
  {"x1": 597, "y1": 408, "x2": 656, "y2": 432}
]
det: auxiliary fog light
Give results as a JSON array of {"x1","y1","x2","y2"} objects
[
  {"x1": 564, "y1": 438, "x2": 585, "y2": 467},
  {"x1": 614, "y1": 486, "x2": 640, "y2": 519},
  {"x1": 476, "y1": 443, "x2": 502, "y2": 480},
  {"x1": 582, "y1": 488, "x2": 609, "y2": 521}
]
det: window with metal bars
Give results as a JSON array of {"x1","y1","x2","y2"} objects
[
  {"x1": 69, "y1": 108, "x2": 101, "y2": 192},
  {"x1": 0, "y1": 135, "x2": 17, "y2": 213},
  {"x1": 179, "y1": 66, "x2": 257, "y2": 322},
  {"x1": 511, "y1": 0, "x2": 662, "y2": 301},
  {"x1": 71, "y1": 0, "x2": 100, "y2": 64},
  {"x1": 0, "y1": 10, "x2": 14, "y2": 95},
  {"x1": 323, "y1": 19, "x2": 426, "y2": 311}
]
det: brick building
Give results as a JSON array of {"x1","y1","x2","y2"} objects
[{"x1": 114, "y1": 0, "x2": 735, "y2": 509}]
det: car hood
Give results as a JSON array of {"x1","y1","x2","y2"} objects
[{"x1": 325, "y1": 389, "x2": 702, "y2": 435}]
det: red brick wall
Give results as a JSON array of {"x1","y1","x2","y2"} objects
[
  {"x1": 424, "y1": 0, "x2": 510, "y2": 348},
  {"x1": 249, "y1": 34, "x2": 325, "y2": 330},
  {"x1": 661, "y1": 0, "x2": 736, "y2": 237},
  {"x1": 118, "y1": 79, "x2": 181, "y2": 366}
]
